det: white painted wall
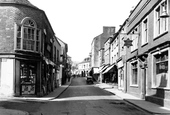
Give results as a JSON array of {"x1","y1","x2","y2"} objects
[{"x1": 0, "y1": 59, "x2": 14, "y2": 96}]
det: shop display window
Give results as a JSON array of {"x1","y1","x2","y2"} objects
[{"x1": 20, "y1": 62, "x2": 36, "y2": 95}]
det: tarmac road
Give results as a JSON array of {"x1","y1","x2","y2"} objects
[{"x1": 30, "y1": 77, "x2": 151, "y2": 115}]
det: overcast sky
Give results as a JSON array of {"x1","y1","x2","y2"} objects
[{"x1": 29, "y1": 0, "x2": 140, "y2": 62}]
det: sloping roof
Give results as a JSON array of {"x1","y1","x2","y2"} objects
[
  {"x1": 78, "y1": 60, "x2": 90, "y2": 64},
  {"x1": 0, "y1": 0, "x2": 38, "y2": 9},
  {"x1": 57, "y1": 38, "x2": 66, "y2": 48}
]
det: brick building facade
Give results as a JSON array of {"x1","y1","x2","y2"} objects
[{"x1": 0, "y1": 0, "x2": 67, "y2": 97}]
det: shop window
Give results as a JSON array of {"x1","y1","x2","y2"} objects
[
  {"x1": 154, "y1": 0, "x2": 168, "y2": 38},
  {"x1": 15, "y1": 18, "x2": 41, "y2": 52},
  {"x1": 153, "y1": 50, "x2": 169, "y2": 88},
  {"x1": 20, "y1": 62, "x2": 36, "y2": 95},
  {"x1": 131, "y1": 61, "x2": 138, "y2": 86}
]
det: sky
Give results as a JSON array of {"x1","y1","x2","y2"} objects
[{"x1": 29, "y1": 0, "x2": 140, "y2": 62}]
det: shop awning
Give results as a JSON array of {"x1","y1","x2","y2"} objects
[
  {"x1": 98, "y1": 65, "x2": 105, "y2": 73},
  {"x1": 102, "y1": 64, "x2": 115, "y2": 74},
  {"x1": 99, "y1": 65, "x2": 109, "y2": 73},
  {"x1": 93, "y1": 67, "x2": 99, "y2": 74}
]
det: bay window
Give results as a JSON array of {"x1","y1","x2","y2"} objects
[{"x1": 15, "y1": 18, "x2": 41, "y2": 52}]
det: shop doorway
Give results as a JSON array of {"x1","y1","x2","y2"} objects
[{"x1": 20, "y1": 61, "x2": 37, "y2": 95}]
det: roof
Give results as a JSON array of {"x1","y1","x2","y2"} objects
[
  {"x1": 0, "y1": 0, "x2": 38, "y2": 9},
  {"x1": 78, "y1": 60, "x2": 90, "y2": 64}
]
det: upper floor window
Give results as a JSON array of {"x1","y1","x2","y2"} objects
[
  {"x1": 154, "y1": 0, "x2": 168, "y2": 37},
  {"x1": 142, "y1": 18, "x2": 148, "y2": 45},
  {"x1": 131, "y1": 27, "x2": 139, "y2": 52},
  {"x1": 15, "y1": 17, "x2": 41, "y2": 52}
]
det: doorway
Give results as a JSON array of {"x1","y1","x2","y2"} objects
[{"x1": 20, "y1": 61, "x2": 37, "y2": 95}]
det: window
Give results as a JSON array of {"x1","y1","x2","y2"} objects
[
  {"x1": 154, "y1": 0, "x2": 168, "y2": 37},
  {"x1": 131, "y1": 27, "x2": 139, "y2": 52},
  {"x1": 131, "y1": 61, "x2": 138, "y2": 86},
  {"x1": 57, "y1": 50, "x2": 59, "y2": 63},
  {"x1": 15, "y1": 18, "x2": 41, "y2": 52},
  {"x1": 152, "y1": 50, "x2": 169, "y2": 88},
  {"x1": 54, "y1": 46, "x2": 56, "y2": 63},
  {"x1": 142, "y1": 18, "x2": 148, "y2": 45}
]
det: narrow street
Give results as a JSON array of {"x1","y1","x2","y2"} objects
[{"x1": 0, "y1": 77, "x2": 152, "y2": 115}]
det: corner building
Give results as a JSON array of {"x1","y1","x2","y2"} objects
[{"x1": 0, "y1": 0, "x2": 56, "y2": 97}]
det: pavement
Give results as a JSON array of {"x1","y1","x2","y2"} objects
[
  {"x1": 1, "y1": 78, "x2": 170, "y2": 115},
  {"x1": 0, "y1": 79, "x2": 72, "y2": 115},
  {"x1": 95, "y1": 83, "x2": 170, "y2": 115}
]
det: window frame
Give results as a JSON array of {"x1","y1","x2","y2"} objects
[
  {"x1": 130, "y1": 26, "x2": 139, "y2": 52},
  {"x1": 151, "y1": 47, "x2": 170, "y2": 89},
  {"x1": 14, "y1": 18, "x2": 41, "y2": 53},
  {"x1": 142, "y1": 17, "x2": 148, "y2": 46},
  {"x1": 154, "y1": 0, "x2": 169, "y2": 38},
  {"x1": 130, "y1": 60, "x2": 139, "y2": 87}
]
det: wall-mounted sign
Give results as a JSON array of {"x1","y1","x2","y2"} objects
[{"x1": 124, "y1": 38, "x2": 133, "y2": 48}]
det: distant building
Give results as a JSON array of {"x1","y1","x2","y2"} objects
[
  {"x1": 91, "y1": 26, "x2": 116, "y2": 68},
  {"x1": 78, "y1": 57, "x2": 90, "y2": 77},
  {"x1": 57, "y1": 38, "x2": 68, "y2": 85},
  {"x1": 91, "y1": 26, "x2": 115, "y2": 81}
]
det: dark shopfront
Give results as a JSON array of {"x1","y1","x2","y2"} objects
[
  {"x1": 103, "y1": 65, "x2": 118, "y2": 84},
  {"x1": 16, "y1": 58, "x2": 55, "y2": 97},
  {"x1": 14, "y1": 54, "x2": 42, "y2": 97},
  {"x1": 20, "y1": 61, "x2": 37, "y2": 95},
  {"x1": 42, "y1": 61, "x2": 54, "y2": 95}
]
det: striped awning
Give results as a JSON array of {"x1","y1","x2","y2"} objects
[
  {"x1": 99, "y1": 65, "x2": 109, "y2": 73},
  {"x1": 103, "y1": 64, "x2": 115, "y2": 74}
]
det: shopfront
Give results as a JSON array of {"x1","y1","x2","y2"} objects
[
  {"x1": 0, "y1": 58, "x2": 40, "y2": 97},
  {"x1": 20, "y1": 61, "x2": 37, "y2": 95},
  {"x1": 14, "y1": 58, "x2": 41, "y2": 97}
]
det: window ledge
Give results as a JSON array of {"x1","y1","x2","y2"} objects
[
  {"x1": 130, "y1": 85, "x2": 139, "y2": 88},
  {"x1": 15, "y1": 49, "x2": 40, "y2": 54},
  {"x1": 154, "y1": 31, "x2": 168, "y2": 40},
  {"x1": 131, "y1": 49, "x2": 138, "y2": 53},
  {"x1": 151, "y1": 87, "x2": 170, "y2": 90},
  {"x1": 141, "y1": 42, "x2": 148, "y2": 47}
]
